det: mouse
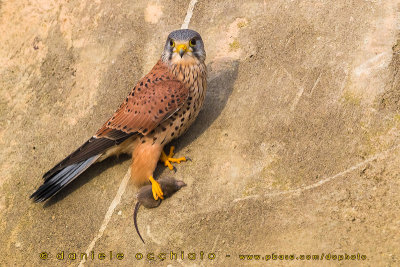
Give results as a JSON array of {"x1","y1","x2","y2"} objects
[{"x1": 133, "y1": 177, "x2": 186, "y2": 243}]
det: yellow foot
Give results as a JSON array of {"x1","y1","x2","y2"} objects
[
  {"x1": 149, "y1": 176, "x2": 164, "y2": 200},
  {"x1": 159, "y1": 146, "x2": 191, "y2": 172}
]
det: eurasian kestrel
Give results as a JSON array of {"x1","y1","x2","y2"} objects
[{"x1": 31, "y1": 29, "x2": 207, "y2": 202}]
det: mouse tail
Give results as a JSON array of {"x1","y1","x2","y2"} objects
[{"x1": 133, "y1": 202, "x2": 145, "y2": 244}]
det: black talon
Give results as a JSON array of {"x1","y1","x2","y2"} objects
[
  {"x1": 173, "y1": 166, "x2": 177, "y2": 173},
  {"x1": 185, "y1": 157, "x2": 192, "y2": 162}
]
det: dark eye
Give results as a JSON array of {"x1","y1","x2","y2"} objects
[
  {"x1": 189, "y1": 39, "x2": 196, "y2": 47},
  {"x1": 169, "y1": 40, "x2": 175, "y2": 47}
]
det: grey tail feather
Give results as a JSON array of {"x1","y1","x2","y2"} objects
[
  {"x1": 30, "y1": 154, "x2": 101, "y2": 202},
  {"x1": 133, "y1": 202, "x2": 145, "y2": 244}
]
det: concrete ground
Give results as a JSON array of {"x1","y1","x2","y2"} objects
[{"x1": 1, "y1": 0, "x2": 400, "y2": 266}]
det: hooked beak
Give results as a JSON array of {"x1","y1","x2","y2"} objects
[{"x1": 176, "y1": 44, "x2": 188, "y2": 58}]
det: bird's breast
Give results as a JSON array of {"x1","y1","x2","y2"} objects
[{"x1": 146, "y1": 63, "x2": 207, "y2": 146}]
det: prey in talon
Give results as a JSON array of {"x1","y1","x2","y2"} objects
[
  {"x1": 133, "y1": 177, "x2": 186, "y2": 243},
  {"x1": 30, "y1": 29, "x2": 206, "y2": 203}
]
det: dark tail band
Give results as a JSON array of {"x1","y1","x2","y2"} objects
[{"x1": 30, "y1": 154, "x2": 101, "y2": 202}]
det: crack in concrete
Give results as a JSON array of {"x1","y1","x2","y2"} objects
[
  {"x1": 181, "y1": 0, "x2": 198, "y2": 29},
  {"x1": 78, "y1": 169, "x2": 131, "y2": 267},
  {"x1": 233, "y1": 144, "x2": 400, "y2": 203}
]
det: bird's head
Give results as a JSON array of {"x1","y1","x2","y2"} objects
[{"x1": 162, "y1": 29, "x2": 206, "y2": 66}]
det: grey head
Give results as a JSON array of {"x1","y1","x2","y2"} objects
[
  {"x1": 136, "y1": 177, "x2": 186, "y2": 209},
  {"x1": 162, "y1": 29, "x2": 206, "y2": 63}
]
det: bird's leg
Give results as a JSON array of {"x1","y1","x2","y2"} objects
[
  {"x1": 149, "y1": 176, "x2": 164, "y2": 200},
  {"x1": 159, "y1": 146, "x2": 190, "y2": 171}
]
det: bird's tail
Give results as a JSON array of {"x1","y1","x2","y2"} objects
[{"x1": 30, "y1": 154, "x2": 101, "y2": 202}]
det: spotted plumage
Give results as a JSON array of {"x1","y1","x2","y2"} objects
[{"x1": 31, "y1": 29, "x2": 207, "y2": 202}]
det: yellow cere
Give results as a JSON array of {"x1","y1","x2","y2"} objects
[{"x1": 176, "y1": 44, "x2": 189, "y2": 52}]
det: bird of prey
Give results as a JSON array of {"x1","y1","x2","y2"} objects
[{"x1": 31, "y1": 29, "x2": 207, "y2": 202}]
